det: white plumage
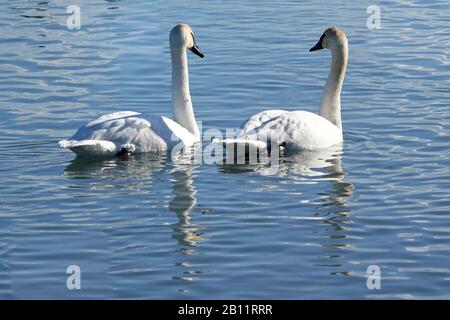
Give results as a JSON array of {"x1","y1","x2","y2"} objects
[
  {"x1": 239, "y1": 110, "x2": 343, "y2": 151},
  {"x1": 58, "y1": 111, "x2": 197, "y2": 156},
  {"x1": 220, "y1": 26, "x2": 349, "y2": 152},
  {"x1": 59, "y1": 24, "x2": 204, "y2": 157}
]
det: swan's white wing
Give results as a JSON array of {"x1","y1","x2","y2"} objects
[
  {"x1": 240, "y1": 109, "x2": 288, "y2": 135},
  {"x1": 154, "y1": 115, "x2": 198, "y2": 148},
  {"x1": 209, "y1": 110, "x2": 285, "y2": 154},
  {"x1": 241, "y1": 111, "x2": 343, "y2": 151},
  {"x1": 59, "y1": 111, "x2": 196, "y2": 156}
]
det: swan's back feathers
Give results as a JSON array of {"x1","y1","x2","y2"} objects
[
  {"x1": 240, "y1": 109, "x2": 287, "y2": 135},
  {"x1": 84, "y1": 111, "x2": 141, "y2": 128}
]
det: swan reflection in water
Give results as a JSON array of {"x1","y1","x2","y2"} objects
[
  {"x1": 62, "y1": 145, "x2": 354, "y2": 283},
  {"x1": 62, "y1": 152, "x2": 206, "y2": 290},
  {"x1": 167, "y1": 157, "x2": 206, "y2": 285},
  {"x1": 218, "y1": 146, "x2": 353, "y2": 208},
  {"x1": 218, "y1": 146, "x2": 354, "y2": 275}
]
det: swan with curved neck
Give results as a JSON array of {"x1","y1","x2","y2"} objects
[
  {"x1": 170, "y1": 24, "x2": 203, "y2": 140},
  {"x1": 59, "y1": 23, "x2": 204, "y2": 157},
  {"x1": 231, "y1": 26, "x2": 348, "y2": 151},
  {"x1": 312, "y1": 27, "x2": 348, "y2": 129}
]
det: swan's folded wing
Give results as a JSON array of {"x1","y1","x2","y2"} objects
[
  {"x1": 58, "y1": 139, "x2": 117, "y2": 157},
  {"x1": 159, "y1": 116, "x2": 197, "y2": 147},
  {"x1": 240, "y1": 109, "x2": 287, "y2": 135},
  {"x1": 244, "y1": 111, "x2": 343, "y2": 150},
  {"x1": 84, "y1": 111, "x2": 141, "y2": 128}
]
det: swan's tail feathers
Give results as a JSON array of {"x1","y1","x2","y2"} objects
[
  {"x1": 211, "y1": 138, "x2": 269, "y2": 162},
  {"x1": 58, "y1": 139, "x2": 117, "y2": 157},
  {"x1": 213, "y1": 138, "x2": 267, "y2": 150}
]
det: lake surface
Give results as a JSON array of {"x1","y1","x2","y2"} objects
[{"x1": 0, "y1": 0, "x2": 449, "y2": 299}]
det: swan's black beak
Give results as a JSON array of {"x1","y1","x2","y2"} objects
[
  {"x1": 189, "y1": 44, "x2": 204, "y2": 58},
  {"x1": 189, "y1": 32, "x2": 204, "y2": 58},
  {"x1": 309, "y1": 33, "x2": 325, "y2": 52}
]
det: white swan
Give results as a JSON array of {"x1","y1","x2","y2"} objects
[
  {"x1": 220, "y1": 26, "x2": 348, "y2": 152},
  {"x1": 59, "y1": 23, "x2": 204, "y2": 157}
]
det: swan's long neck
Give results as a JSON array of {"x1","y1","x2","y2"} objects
[
  {"x1": 319, "y1": 42, "x2": 348, "y2": 129},
  {"x1": 171, "y1": 46, "x2": 200, "y2": 140}
]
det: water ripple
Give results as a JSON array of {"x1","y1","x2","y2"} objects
[{"x1": 0, "y1": 0, "x2": 449, "y2": 299}]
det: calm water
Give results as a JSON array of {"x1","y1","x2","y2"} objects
[{"x1": 0, "y1": 0, "x2": 449, "y2": 299}]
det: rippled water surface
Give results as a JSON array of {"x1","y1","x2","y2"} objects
[{"x1": 0, "y1": 0, "x2": 449, "y2": 299}]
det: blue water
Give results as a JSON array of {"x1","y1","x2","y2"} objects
[{"x1": 0, "y1": 0, "x2": 450, "y2": 299}]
